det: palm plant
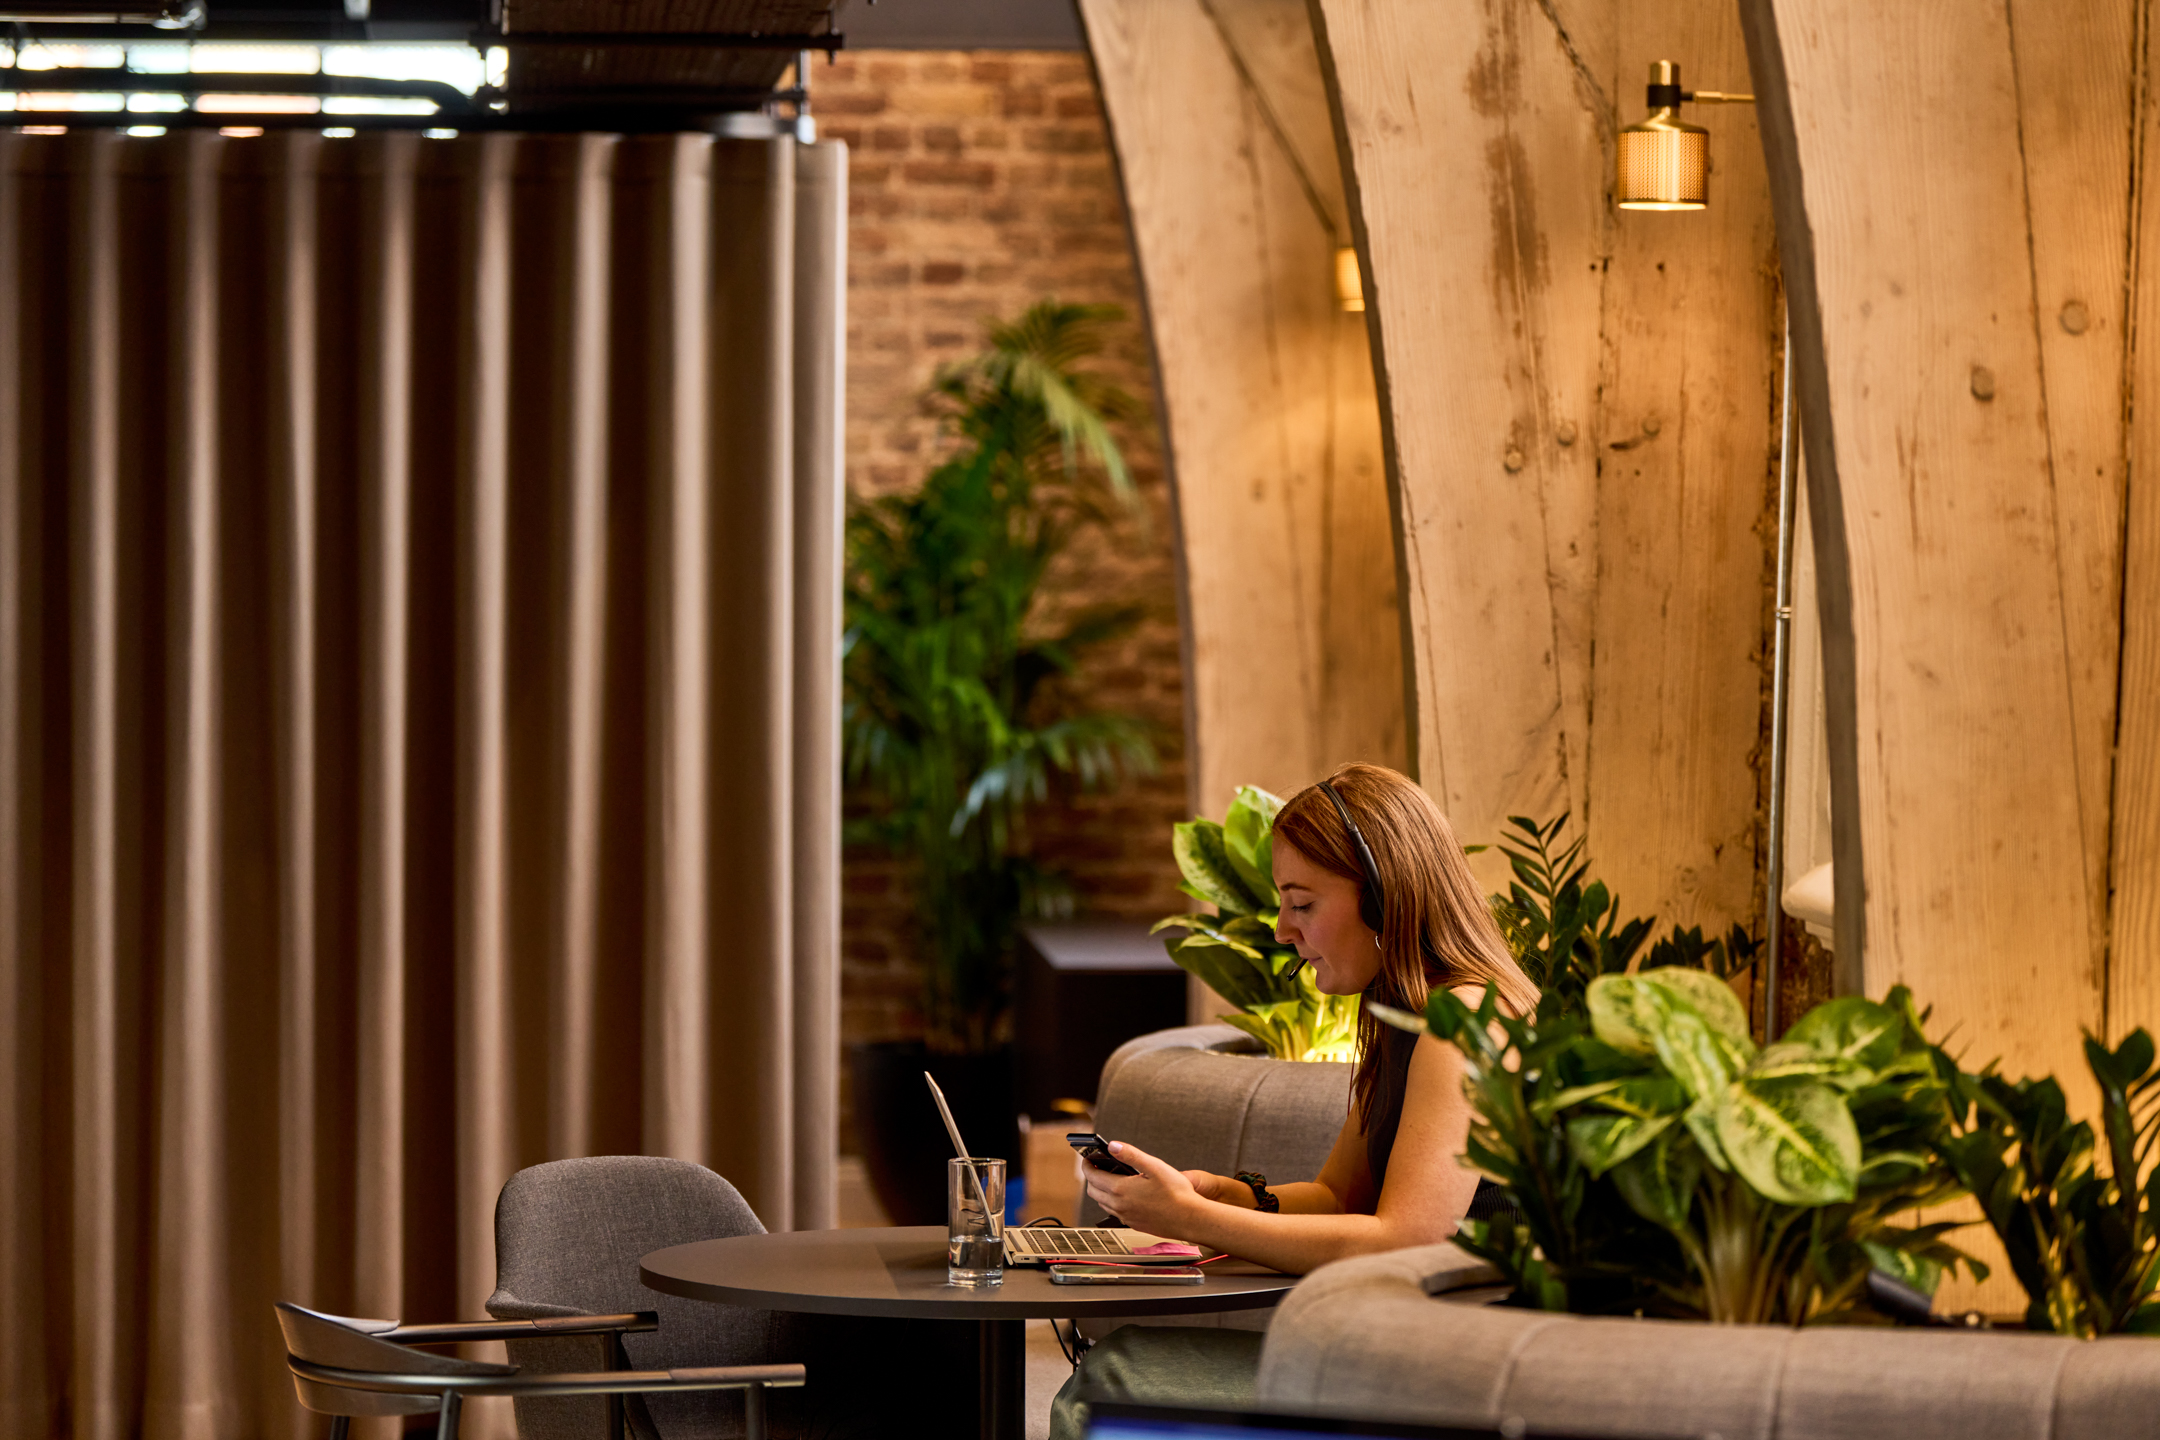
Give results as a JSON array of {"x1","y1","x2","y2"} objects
[{"x1": 843, "y1": 301, "x2": 1158, "y2": 1055}]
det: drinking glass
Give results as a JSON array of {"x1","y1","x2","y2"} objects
[{"x1": 946, "y1": 1157, "x2": 1005, "y2": 1287}]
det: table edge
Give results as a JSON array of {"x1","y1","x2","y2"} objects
[{"x1": 637, "y1": 1256, "x2": 1294, "y2": 1321}]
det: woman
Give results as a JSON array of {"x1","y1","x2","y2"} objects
[{"x1": 1048, "y1": 763, "x2": 1537, "y2": 1437}]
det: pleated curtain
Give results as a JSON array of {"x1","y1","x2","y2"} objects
[{"x1": 0, "y1": 128, "x2": 845, "y2": 1440}]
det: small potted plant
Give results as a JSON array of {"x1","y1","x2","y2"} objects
[{"x1": 1153, "y1": 785, "x2": 1358, "y2": 1062}]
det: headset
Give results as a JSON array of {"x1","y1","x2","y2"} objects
[
  {"x1": 1281, "y1": 779, "x2": 1387, "y2": 979},
  {"x1": 1320, "y1": 780, "x2": 1387, "y2": 933}
]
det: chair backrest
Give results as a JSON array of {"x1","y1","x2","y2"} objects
[
  {"x1": 1080, "y1": 1028, "x2": 1351, "y2": 1226},
  {"x1": 275, "y1": 1302, "x2": 514, "y2": 1418},
  {"x1": 489, "y1": 1156, "x2": 801, "y2": 1440}
]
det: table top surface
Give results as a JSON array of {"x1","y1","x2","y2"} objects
[{"x1": 640, "y1": 1226, "x2": 1298, "y2": 1321}]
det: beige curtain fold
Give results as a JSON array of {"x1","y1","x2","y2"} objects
[{"x1": 0, "y1": 127, "x2": 845, "y2": 1440}]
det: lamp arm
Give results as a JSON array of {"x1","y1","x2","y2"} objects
[{"x1": 1684, "y1": 90, "x2": 1756, "y2": 104}]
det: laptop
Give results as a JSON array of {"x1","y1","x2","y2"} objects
[
  {"x1": 1005, "y1": 1223, "x2": 1225, "y2": 1266},
  {"x1": 1087, "y1": 1399, "x2": 1652, "y2": 1438}
]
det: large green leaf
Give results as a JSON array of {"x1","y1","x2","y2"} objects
[
  {"x1": 1173, "y1": 820, "x2": 1258, "y2": 914},
  {"x1": 1222, "y1": 786, "x2": 1282, "y2": 905},
  {"x1": 1567, "y1": 1110, "x2": 1678, "y2": 1175},
  {"x1": 1684, "y1": 1095, "x2": 1731, "y2": 1172},
  {"x1": 1745, "y1": 1041, "x2": 1859, "y2": 1086},
  {"x1": 1712, "y1": 1077, "x2": 1860, "y2": 1205},
  {"x1": 1587, "y1": 974, "x2": 1660, "y2": 1057},
  {"x1": 1781, "y1": 996, "x2": 1903, "y2": 1074},
  {"x1": 1590, "y1": 975, "x2": 1745, "y2": 1102},
  {"x1": 1611, "y1": 1126, "x2": 1703, "y2": 1234},
  {"x1": 1167, "y1": 935, "x2": 1274, "y2": 1010},
  {"x1": 1637, "y1": 968, "x2": 1751, "y2": 1042}
]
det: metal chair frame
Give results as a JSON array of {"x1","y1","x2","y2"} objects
[{"x1": 280, "y1": 1307, "x2": 805, "y2": 1440}]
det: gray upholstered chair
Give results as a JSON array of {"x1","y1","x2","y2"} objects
[
  {"x1": 1257, "y1": 1242, "x2": 2160, "y2": 1438},
  {"x1": 487, "y1": 1157, "x2": 807, "y2": 1440},
  {"x1": 1077, "y1": 1024, "x2": 1352, "y2": 1336},
  {"x1": 274, "y1": 1301, "x2": 801, "y2": 1440}
]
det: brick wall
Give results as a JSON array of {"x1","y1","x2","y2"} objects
[{"x1": 819, "y1": 51, "x2": 1193, "y2": 1095}]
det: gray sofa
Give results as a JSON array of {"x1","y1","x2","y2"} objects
[
  {"x1": 1079, "y1": 1024, "x2": 1351, "y2": 1334},
  {"x1": 1258, "y1": 1243, "x2": 2160, "y2": 1438}
]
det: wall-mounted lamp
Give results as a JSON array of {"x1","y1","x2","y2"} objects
[
  {"x1": 1615, "y1": 60, "x2": 1753, "y2": 211},
  {"x1": 1334, "y1": 246, "x2": 1364, "y2": 312}
]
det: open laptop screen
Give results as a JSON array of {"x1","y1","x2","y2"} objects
[{"x1": 1087, "y1": 1400, "x2": 1634, "y2": 1440}]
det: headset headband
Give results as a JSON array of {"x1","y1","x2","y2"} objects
[{"x1": 1319, "y1": 779, "x2": 1387, "y2": 934}]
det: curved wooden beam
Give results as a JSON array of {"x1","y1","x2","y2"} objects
[
  {"x1": 1313, "y1": 0, "x2": 1778, "y2": 927},
  {"x1": 1737, "y1": 0, "x2": 2112, "y2": 1072},
  {"x1": 1079, "y1": 0, "x2": 1404, "y2": 818}
]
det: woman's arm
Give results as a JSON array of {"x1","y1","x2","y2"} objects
[
  {"x1": 1080, "y1": 1033, "x2": 1483, "y2": 1274},
  {"x1": 1178, "y1": 1117, "x2": 1369, "y2": 1216}
]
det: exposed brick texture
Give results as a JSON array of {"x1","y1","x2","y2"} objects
[{"x1": 822, "y1": 52, "x2": 1192, "y2": 1100}]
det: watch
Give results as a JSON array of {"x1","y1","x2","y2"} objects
[{"x1": 1233, "y1": 1170, "x2": 1280, "y2": 1214}]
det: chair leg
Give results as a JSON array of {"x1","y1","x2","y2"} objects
[
  {"x1": 745, "y1": 1382, "x2": 767, "y2": 1440},
  {"x1": 328, "y1": 1418, "x2": 350, "y2": 1440},
  {"x1": 437, "y1": 1391, "x2": 463, "y2": 1440}
]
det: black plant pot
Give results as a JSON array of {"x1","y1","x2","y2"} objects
[{"x1": 849, "y1": 1040, "x2": 1021, "y2": 1227}]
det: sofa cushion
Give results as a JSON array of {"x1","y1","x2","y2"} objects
[{"x1": 1256, "y1": 1244, "x2": 2160, "y2": 1439}]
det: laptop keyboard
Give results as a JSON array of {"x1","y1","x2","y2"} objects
[{"x1": 1011, "y1": 1228, "x2": 1131, "y2": 1255}]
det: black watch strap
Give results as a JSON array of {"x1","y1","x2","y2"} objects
[{"x1": 1234, "y1": 1170, "x2": 1280, "y2": 1214}]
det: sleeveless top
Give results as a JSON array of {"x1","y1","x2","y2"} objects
[{"x1": 1363, "y1": 1021, "x2": 1515, "y2": 1222}]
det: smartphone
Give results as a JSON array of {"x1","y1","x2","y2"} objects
[
  {"x1": 1049, "y1": 1264, "x2": 1205, "y2": 1285},
  {"x1": 1066, "y1": 1132, "x2": 1139, "y2": 1176}
]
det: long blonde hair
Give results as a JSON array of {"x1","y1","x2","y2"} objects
[{"x1": 1272, "y1": 763, "x2": 1536, "y2": 1128}]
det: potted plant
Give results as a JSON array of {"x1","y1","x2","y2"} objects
[
  {"x1": 1375, "y1": 971, "x2": 1987, "y2": 1321},
  {"x1": 842, "y1": 301, "x2": 1158, "y2": 1223},
  {"x1": 1936, "y1": 1027, "x2": 2160, "y2": 1334},
  {"x1": 1153, "y1": 785, "x2": 1359, "y2": 1062}
]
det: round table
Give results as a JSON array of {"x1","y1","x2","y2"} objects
[{"x1": 641, "y1": 1226, "x2": 1297, "y2": 1440}]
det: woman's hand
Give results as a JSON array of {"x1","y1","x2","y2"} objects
[{"x1": 1082, "y1": 1141, "x2": 1204, "y2": 1237}]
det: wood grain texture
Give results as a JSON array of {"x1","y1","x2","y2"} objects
[
  {"x1": 1588, "y1": 2, "x2": 1780, "y2": 930},
  {"x1": 1312, "y1": 0, "x2": 1606, "y2": 878},
  {"x1": 1748, "y1": 0, "x2": 2097, "y2": 1090},
  {"x1": 1081, "y1": 0, "x2": 1403, "y2": 817},
  {"x1": 2006, "y1": 0, "x2": 2134, "y2": 979},
  {"x1": 2114, "y1": 4, "x2": 2160, "y2": 1046},
  {"x1": 1313, "y1": 0, "x2": 1776, "y2": 926}
]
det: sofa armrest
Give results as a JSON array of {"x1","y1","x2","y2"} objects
[{"x1": 1258, "y1": 1249, "x2": 2160, "y2": 1440}]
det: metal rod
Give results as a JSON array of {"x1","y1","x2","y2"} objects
[{"x1": 1764, "y1": 305, "x2": 1801, "y2": 1040}]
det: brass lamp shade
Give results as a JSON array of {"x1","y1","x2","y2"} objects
[
  {"x1": 1334, "y1": 245, "x2": 1365, "y2": 312},
  {"x1": 1617, "y1": 111, "x2": 1708, "y2": 210}
]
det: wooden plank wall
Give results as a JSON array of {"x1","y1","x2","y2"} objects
[
  {"x1": 1079, "y1": 0, "x2": 1404, "y2": 826},
  {"x1": 1309, "y1": 0, "x2": 1778, "y2": 923},
  {"x1": 2117, "y1": 7, "x2": 2160, "y2": 1075},
  {"x1": 1736, "y1": 0, "x2": 2116, "y2": 1105}
]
